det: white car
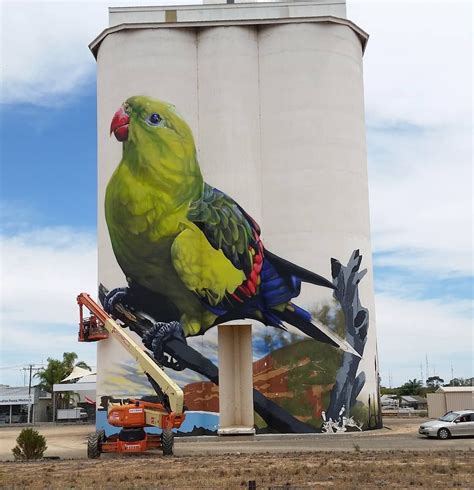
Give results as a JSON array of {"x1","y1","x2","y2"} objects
[{"x1": 419, "y1": 410, "x2": 474, "y2": 439}]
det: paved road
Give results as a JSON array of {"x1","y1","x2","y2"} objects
[
  {"x1": 0, "y1": 419, "x2": 472, "y2": 460},
  {"x1": 176, "y1": 431, "x2": 474, "y2": 455}
]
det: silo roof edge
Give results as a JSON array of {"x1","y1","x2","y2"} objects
[{"x1": 89, "y1": 16, "x2": 369, "y2": 59}]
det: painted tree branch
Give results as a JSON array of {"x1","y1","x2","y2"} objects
[
  {"x1": 326, "y1": 250, "x2": 369, "y2": 421},
  {"x1": 98, "y1": 284, "x2": 317, "y2": 433}
]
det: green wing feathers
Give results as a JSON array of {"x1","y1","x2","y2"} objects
[{"x1": 187, "y1": 184, "x2": 255, "y2": 276}]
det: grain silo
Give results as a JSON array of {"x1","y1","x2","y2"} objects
[{"x1": 89, "y1": 0, "x2": 381, "y2": 436}]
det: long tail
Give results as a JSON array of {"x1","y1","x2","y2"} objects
[
  {"x1": 264, "y1": 249, "x2": 335, "y2": 290},
  {"x1": 274, "y1": 303, "x2": 361, "y2": 358},
  {"x1": 240, "y1": 249, "x2": 359, "y2": 356}
]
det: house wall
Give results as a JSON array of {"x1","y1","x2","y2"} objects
[
  {"x1": 35, "y1": 399, "x2": 52, "y2": 423},
  {"x1": 446, "y1": 392, "x2": 473, "y2": 412},
  {"x1": 427, "y1": 391, "x2": 473, "y2": 418}
]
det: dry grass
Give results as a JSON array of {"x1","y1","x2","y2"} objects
[{"x1": 0, "y1": 451, "x2": 472, "y2": 489}]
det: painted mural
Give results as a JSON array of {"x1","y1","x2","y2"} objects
[{"x1": 100, "y1": 95, "x2": 381, "y2": 434}]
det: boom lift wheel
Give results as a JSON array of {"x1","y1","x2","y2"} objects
[
  {"x1": 161, "y1": 429, "x2": 174, "y2": 456},
  {"x1": 87, "y1": 430, "x2": 103, "y2": 459},
  {"x1": 97, "y1": 429, "x2": 106, "y2": 444}
]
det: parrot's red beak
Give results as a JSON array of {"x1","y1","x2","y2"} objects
[{"x1": 110, "y1": 106, "x2": 129, "y2": 142}]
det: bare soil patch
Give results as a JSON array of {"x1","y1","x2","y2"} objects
[{"x1": 1, "y1": 451, "x2": 472, "y2": 489}]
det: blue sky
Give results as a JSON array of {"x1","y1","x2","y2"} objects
[
  {"x1": 0, "y1": 0, "x2": 472, "y2": 388},
  {"x1": 1, "y1": 92, "x2": 97, "y2": 229}
]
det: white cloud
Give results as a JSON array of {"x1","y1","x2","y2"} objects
[
  {"x1": 0, "y1": 0, "x2": 201, "y2": 105},
  {"x1": 1, "y1": 1, "x2": 104, "y2": 105},
  {"x1": 0, "y1": 225, "x2": 98, "y2": 384},
  {"x1": 368, "y1": 124, "x2": 472, "y2": 276},
  {"x1": 0, "y1": 324, "x2": 98, "y2": 386},
  {"x1": 348, "y1": 0, "x2": 472, "y2": 127},
  {"x1": 349, "y1": 3, "x2": 472, "y2": 385},
  {"x1": 0, "y1": 226, "x2": 97, "y2": 325},
  {"x1": 344, "y1": 1, "x2": 472, "y2": 277},
  {"x1": 375, "y1": 292, "x2": 473, "y2": 386},
  {"x1": 2, "y1": 0, "x2": 471, "y2": 118}
]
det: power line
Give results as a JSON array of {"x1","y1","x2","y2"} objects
[{"x1": 0, "y1": 365, "x2": 31, "y2": 370}]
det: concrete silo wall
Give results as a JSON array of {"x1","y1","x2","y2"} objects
[{"x1": 92, "y1": 4, "x2": 380, "y2": 434}]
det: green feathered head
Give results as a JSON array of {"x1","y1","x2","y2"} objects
[{"x1": 110, "y1": 96, "x2": 201, "y2": 185}]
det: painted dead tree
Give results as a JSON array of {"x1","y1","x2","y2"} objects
[{"x1": 326, "y1": 250, "x2": 369, "y2": 423}]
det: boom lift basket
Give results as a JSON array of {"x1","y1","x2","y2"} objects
[{"x1": 78, "y1": 300, "x2": 109, "y2": 342}]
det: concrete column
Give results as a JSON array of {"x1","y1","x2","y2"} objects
[
  {"x1": 258, "y1": 22, "x2": 371, "y2": 303},
  {"x1": 96, "y1": 28, "x2": 199, "y2": 400},
  {"x1": 197, "y1": 26, "x2": 262, "y2": 222},
  {"x1": 217, "y1": 324, "x2": 255, "y2": 435}
]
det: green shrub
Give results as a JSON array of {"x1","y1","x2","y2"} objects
[{"x1": 12, "y1": 428, "x2": 47, "y2": 460}]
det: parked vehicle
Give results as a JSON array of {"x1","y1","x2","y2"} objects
[
  {"x1": 0, "y1": 413, "x2": 22, "y2": 424},
  {"x1": 419, "y1": 410, "x2": 474, "y2": 439},
  {"x1": 57, "y1": 407, "x2": 88, "y2": 421}
]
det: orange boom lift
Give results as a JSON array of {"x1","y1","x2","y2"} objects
[{"x1": 77, "y1": 293, "x2": 185, "y2": 457}]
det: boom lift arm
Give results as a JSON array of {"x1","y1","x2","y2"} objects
[{"x1": 77, "y1": 292, "x2": 184, "y2": 416}]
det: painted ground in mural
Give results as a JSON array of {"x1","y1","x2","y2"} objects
[{"x1": 184, "y1": 337, "x2": 372, "y2": 433}]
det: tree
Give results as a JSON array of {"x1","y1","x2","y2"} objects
[
  {"x1": 62, "y1": 352, "x2": 90, "y2": 372},
  {"x1": 426, "y1": 376, "x2": 444, "y2": 389},
  {"x1": 398, "y1": 378, "x2": 423, "y2": 396},
  {"x1": 34, "y1": 352, "x2": 91, "y2": 410},
  {"x1": 12, "y1": 428, "x2": 47, "y2": 460},
  {"x1": 446, "y1": 377, "x2": 473, "y2": 387},
  {"x1": 380, "y1": 387, "x2": 399, "y2": 396}
]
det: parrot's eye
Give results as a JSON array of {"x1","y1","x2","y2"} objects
[{"x1": 146, "y1": 113, "x2": 163, "y2": 127}]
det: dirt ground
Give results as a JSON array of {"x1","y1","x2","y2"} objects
[
  {"x1": 1, "y1": 418, "x2": 472, "y2": 460},
  {"x1": 1, "y1": 451, "x2": 473, "y2": 488},
  {"x1": 0, "y1": 419, "x2": 473, "y2": 488}
]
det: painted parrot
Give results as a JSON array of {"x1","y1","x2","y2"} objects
[{"x1": 105, "y1": 95, "x2": 359, "y2": 361}]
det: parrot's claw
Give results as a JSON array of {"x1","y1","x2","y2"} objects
[
  {"x1": 142, "y1": 321, "x2": 187, "y2": 370},
  {"x1": 103, "y1": 287, "x2": 129, "y2": 314}
]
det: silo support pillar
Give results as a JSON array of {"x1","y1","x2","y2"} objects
[{"x1": 218, "y1": 324, "x2": 255, "y2": 435}]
